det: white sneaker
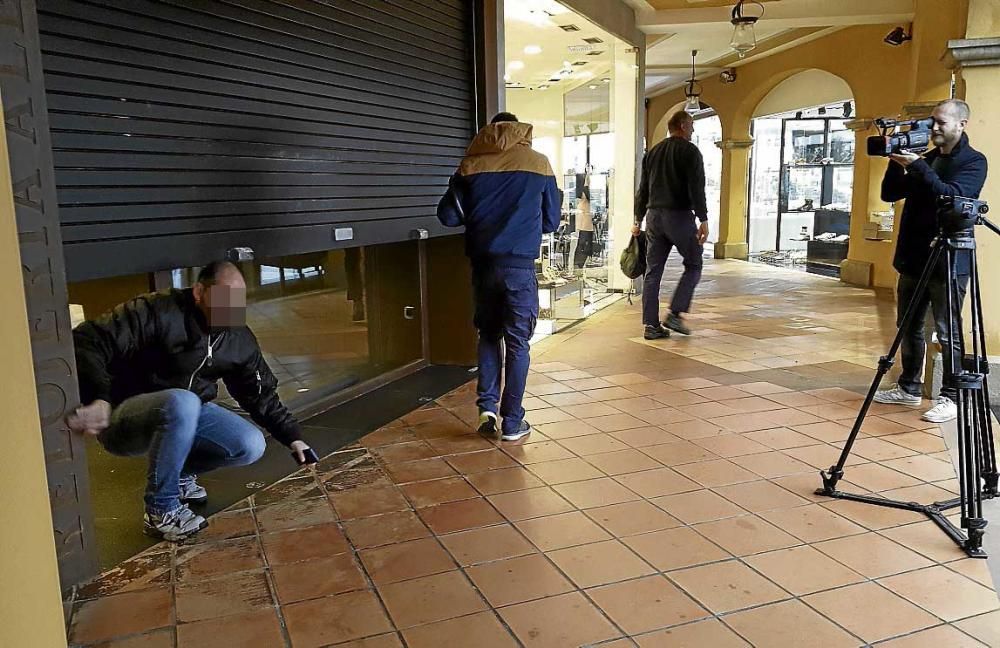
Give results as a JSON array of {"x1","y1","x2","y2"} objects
[
  {"x1": 922, "y1": 397, "x2": 957, "y2": 423},
  {"x1": 873, "y1": 385, "x2": 922, "y2": 406}
]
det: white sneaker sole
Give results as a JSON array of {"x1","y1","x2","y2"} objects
[{"x1": 921, "y1": 411, "x2": 957, "y2": 423}]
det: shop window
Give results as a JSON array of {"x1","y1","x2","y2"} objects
[
  {"x1": 748, "y1": 102, "x2": 855, "y2": 277},
  {"x1": 68, "y1": 243, "x2": 425, "y2": 413}
]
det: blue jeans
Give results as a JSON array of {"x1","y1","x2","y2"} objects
[
  {"x1": 473, "y1": 266, "x2": 538, "y2": 435},
  {"x1": 100, "y1": 389, "x2": 267, "y2": 514}
]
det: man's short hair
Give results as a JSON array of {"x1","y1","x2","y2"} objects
[
  {"x1": 668, "y1": 111, "x2": 693, "y2": 133},
  {"x1": 491, "y1": 112, "x2": 519, "y2": 124},
  {"x1": 937, "y1": 99, "x2": 971, "y2": 121},
  {"x1": 197, "y1": 261, "x2": 243, "y2": 286}
]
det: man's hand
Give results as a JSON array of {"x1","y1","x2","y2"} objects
[
  {"x1": 67, "y1": 400, "x2": 112, "y2": 437},
  {"x1": 697, "y1": 221, "x2": 709, "y2": 245},
  {"x1": 890, "y1": 152, "x2": 921, "y2": 167},
  {"x1": 631, "y1": 223, "x2": 641, "y2": 237},
  {"x1": 290, "y1": 440, "x2": 314, "y2": 465}
]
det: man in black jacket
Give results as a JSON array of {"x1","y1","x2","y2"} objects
[
  {"x1": 633, "y1": 110, "x2": 710, "y2": 340},
  {"x1": 874, "y1": 99, "x2": 988, "y2": 423},
  {"x1": 67, "y1": 261, "x2": 313, "y2": 541}
]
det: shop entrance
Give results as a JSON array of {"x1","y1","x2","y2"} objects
[
  {"x1": 502, "y1": 0, "x2": 638, "y2": 335},
  {"x1": 747, "y1": 71, "x2": 855, "y2": 278}
]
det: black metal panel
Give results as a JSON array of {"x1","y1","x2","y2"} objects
[
  {"x1": 1, "y1": 0, "x2": 99, "y2": 589},
  {"x1": 37, "y1": 0, "x2": 474, "y2": 281}
]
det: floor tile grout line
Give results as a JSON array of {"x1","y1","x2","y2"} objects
[
  {"x1": 314, "y1": 450, "x2": 409, "y2": 648},
  {"x1": 248, "y1": 502, "x2": 293, "y2": 648}
]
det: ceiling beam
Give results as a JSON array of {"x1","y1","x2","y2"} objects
[
  {"x1": 645, "y1": 26, "x2": 843, "y2": 97},
  {"x1": 638, "y1": 0, "x2": 914, "y2": 34}
]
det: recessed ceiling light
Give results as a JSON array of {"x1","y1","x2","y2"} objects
[
  {"x1": 602, "y1": 78, "x2": 611, "y2": 83},
  {"x1": 559, "y1": 24, "x2": 580, "y2": 32},
  {"x1": 503, "y1": 73, "x2": 511, "y2": 82},
  {"x1": 588, "y1": 84, "x2": 598, "y2": 89},
  {"x1": 524, "y1": 45, "x2": 542, "y2": 55},
  {"x1": 508, "y1": 60, "x2": 525, "y2": 70}
]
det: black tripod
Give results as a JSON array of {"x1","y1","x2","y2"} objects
[{"x1": 818, "y1": 196, "x2": 999, "y2": 558}]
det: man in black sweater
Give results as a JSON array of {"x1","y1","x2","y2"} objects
[
  {"x1": 874, "y1": 99, "x2": 988, "y2": 423},
  {"x1": 633, "y1": 110, "x2": 709, "y2": 340}
]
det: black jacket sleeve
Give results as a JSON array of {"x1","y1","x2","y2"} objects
[
  {"x1": 689, "y1": 147, "x2": 708, "y2": 222},
  {"x1": 881, "y1": 160, "x2": 909, "y2": 203},
  {"x1": 907, "y1": 152, "x2": 988, "y2": 199},
  {"x1": 223, "y1": 334, "x2": 302, "y2": 447},
  {"x1": 436, "y1": 173, "x2": 465, "y2": 227},
  {"x1": 634, "y1": 151, "x2": 650, "y2": 222},
  {"x1": 73, "y1": 296, "x2": 159, "y2": 404}
]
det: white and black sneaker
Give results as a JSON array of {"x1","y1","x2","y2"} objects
[
  {"x1": 502, "y1": 420, "x2": 532, "y2": 442},
  {"x1": 477, "y1": 410, "x2": 501, "y2": 440},
  {"x1": 144, "y1": 504, "x2": 208, "y2": 542},
  {"x1": 873, "y1": 384, "x2": 922, "y2": 406},
  {"x1": 179, "y1": 474, "x2": 208, "y2": 505}
]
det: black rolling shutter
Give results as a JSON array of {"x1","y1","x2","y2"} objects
[{"x1": 37, "y1": 0, "x2": 473, "y2": 281}]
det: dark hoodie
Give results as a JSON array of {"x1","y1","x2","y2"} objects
[{"x1": 437, "y1": 122, "x2": 562, "y2": 268}]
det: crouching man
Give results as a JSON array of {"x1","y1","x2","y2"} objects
[{"x1": 67, "y1": 261, "x2": 313, "y2": 541}]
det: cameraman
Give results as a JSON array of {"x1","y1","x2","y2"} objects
[{"x1": 874, "y1": 99, "x2": 988, "y2": 423}]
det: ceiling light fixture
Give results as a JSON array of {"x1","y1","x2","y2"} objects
[
  {"x1": 508, "y1": 60, "x2": 525, "y2": 70},
  {"x1": 524, "y1": 45, "x2": 542, "y2": 55},
  {"x1": 730, "y1": 0, "x2": 765, "y2": 58},
  {"x1": 684, "y1": 49, "x2": 702, "y2": 114}
]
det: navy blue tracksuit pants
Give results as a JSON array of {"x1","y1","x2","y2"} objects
[{"x1": 473, "y1": 265, "x2": 538, "y2": 435}]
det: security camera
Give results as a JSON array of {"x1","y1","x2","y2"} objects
[{"x1": 884, "y1": 26, "x2": 912, "y2": 46}]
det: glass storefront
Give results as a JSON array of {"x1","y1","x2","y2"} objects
[
  {"x1": 504, "y1": 0, "x2": 638, "y2": 334},
  {"x1": 748, "y1": 102, "x2": 855, "y2": 277},
  {"x1": 68, "y1": 242, "x2": 425, "y2": 413}
]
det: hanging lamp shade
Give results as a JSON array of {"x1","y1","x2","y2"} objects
[
  {"x1": 683, "y1": 50, "x2": 701, "y2": 114},
  {"x1": 730, "y1": 0, "x2": 764, "y2": 58}
]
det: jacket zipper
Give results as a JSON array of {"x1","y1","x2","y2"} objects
[
  {"x1": 187, "y1": 333, "x2": 220, "y2": 391},
  {"x1": 255, "y1": 370, "x2": 262, "y2": 397}
]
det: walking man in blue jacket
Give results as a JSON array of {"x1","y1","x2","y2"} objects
[
  {"x1": 873, "y1": 99, "x2": 988, "y2": 423},
  {"x1": 437, "y1": 113, "x2": 562, "y2": 442}
]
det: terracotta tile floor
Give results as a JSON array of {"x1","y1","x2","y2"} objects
[{"x1": 66, "y1": 260, "x2": 1000, "y2": 647}]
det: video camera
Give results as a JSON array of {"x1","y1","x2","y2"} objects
[
  {"x1": 937, "y1": 195, "x2": 989, "y2": 235},
  {"x1": 866, "y1": 117, "x2": 934, "y2": 156}
]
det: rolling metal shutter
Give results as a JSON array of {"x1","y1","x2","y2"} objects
[{"x1": 37, "y1": 0, "x2": 473, "y2": 281}]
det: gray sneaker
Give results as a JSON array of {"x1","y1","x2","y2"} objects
[
  {"x1": 663, "y1": 313, "x2": 691, "y2": 336},
  {"x1": 502, "y1": 420, "x2": 532, "y2": 442},
  {"x1": 179, "y1": 474, "x2": 208, "y2": 505},
  {"x1": 144, "y1": 504, "x2": 207, "y2": 542},
  {"x1": 644, "y1": 325, "x2": 671, "y2": 340}
]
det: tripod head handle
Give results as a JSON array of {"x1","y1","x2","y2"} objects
[{"x1": 937, "y1": 195, "x2": 990, "y2": 234}]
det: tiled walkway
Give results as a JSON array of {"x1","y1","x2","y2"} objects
[{"x1": 66, "y1": 260, "x2": 1000, "y2": 647}]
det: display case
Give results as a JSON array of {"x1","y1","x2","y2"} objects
[{"x1": 772, "y1": 117, "x2": 854, "y2": 276}]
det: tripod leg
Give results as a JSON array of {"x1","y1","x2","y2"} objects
[
  {"x1": 818, "y1": 240, "x2": 946, "y2": 494},
  {"x1": 970, "y1": 255, "x2": 999, "y2": 494}
]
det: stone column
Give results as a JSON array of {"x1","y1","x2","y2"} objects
[
  {"x1": 945, "y1": 34, "x2": 1000, "y2": 351},
  {"x1": 713, "y1": 139, "x2": 753, "y2": 259}
]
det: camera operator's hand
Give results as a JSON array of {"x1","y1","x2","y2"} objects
[
  {"x1": 67, "y1": 400, "x2": 112, "y2": 437},
  {"x1": 890, "y1": 152, "x2": 921, "y2": 167}
]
